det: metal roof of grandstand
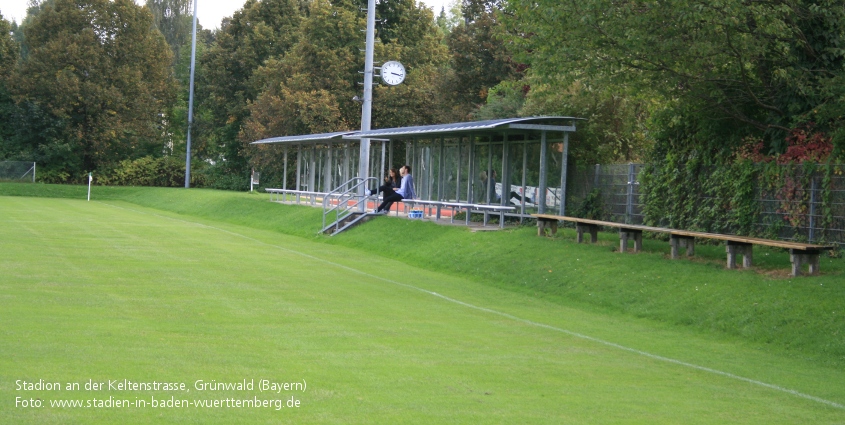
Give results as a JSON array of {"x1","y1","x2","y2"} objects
[
  {"x1": 251, "y1": 131, "x2": 358, "y2": 145},
  {"x1": 250, "y1": 117, "x2": 584, "y2": 145},
  {"x1": 345, "y1": 116, "x2": 584, "y2": 140}
]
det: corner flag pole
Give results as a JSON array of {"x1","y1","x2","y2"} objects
[{"x1": 87, "y1": 173, "x2": 92, "y2": 201}]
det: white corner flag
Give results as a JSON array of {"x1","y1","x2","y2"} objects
[{"x1": 87, "y1": 173, "x2": 93, "y2": 201}]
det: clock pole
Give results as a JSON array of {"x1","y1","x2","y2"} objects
[{"x1": 358, "y1": 0, "x2": 377, "y2": 206}]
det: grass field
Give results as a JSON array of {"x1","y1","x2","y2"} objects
[{"x1": 1, "y1": 187, "x2": 845, "y2": 423}]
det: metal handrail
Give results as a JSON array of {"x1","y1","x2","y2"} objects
[{"x1": 322, "y1": 177, "x2": 378, "y2": 233}]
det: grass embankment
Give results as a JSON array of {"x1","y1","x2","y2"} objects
[{"x1": 2, "y1": 182, "x2": 843, "y2": 368}]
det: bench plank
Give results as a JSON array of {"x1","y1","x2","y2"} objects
[{"x1": 532, "y1": 213, "x2": 833, "y2": 276}]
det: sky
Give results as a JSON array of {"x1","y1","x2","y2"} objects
[{"x1": 1, "y1": 0, "x2": 454, "y2": 29}]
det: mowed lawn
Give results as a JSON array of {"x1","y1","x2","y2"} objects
[{"x1": 1, "y1": 196, "x2": 844, "y2": 424}]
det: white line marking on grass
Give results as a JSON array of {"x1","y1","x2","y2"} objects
[{"x1": 100, "y1": 202, "x2": 845, "y2": 410}]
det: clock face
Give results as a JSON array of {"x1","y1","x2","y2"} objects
[{"x1": 380, "y1": 61, "x2": 406, "y2": 86}]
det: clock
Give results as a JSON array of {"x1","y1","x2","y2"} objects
[{"x1": 380, "y1": 61, "x2": 406, "y2": 86}]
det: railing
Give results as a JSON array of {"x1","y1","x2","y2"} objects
[
  {"x1": 322, "y1": 177, "x2": 378, "y2": 233},
  {"x1": 265, "y1": 188, "x2": 328, "y2": 206}
]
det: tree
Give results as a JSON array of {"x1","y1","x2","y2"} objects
[
  {"x1": 434, "y1": 0, "x2": 462, "y2": 36},
  {"x1": 0, "y1": 13, "x2": 20, "y2": 158},
  {"x1": 10, "y1": 0, "x2": 177, "y2": 180},
  {"x1": 242, "y1": 0, "x2": 452, "y2": 186},
  {"x1": 196, "y1": 0, "x2": 304, "y2": 179},
  {"x1": 445, "y1": 0, "x2": 520, "y2": 118},
  {"x1": 505, "y1": 0, "x2": 845, "y2": 155},
  {"x1": 145, "y1": 0, "x2": 194, "y2": 66},
  {"x1": 377, "y1": 0, "x2": 448, "y2": 68}
]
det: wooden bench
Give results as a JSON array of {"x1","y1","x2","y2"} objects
[{"x1": 532, "y1": 214, "x2": 835, "y2": 277}]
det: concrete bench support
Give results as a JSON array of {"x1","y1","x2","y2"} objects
[
  {"x1": 670, "y1": 235, "x2": 695, "y2": 259},
  {"x1": 790, "y1": 249, "x2": 822, "y2": 277},
  {"x1": 726, "y1": 241, "x2": 753, "y2": 269},
  {"x1": 576, "y1": 223, "x2": 598, "y2": 243},
  {"x1": 537, "y1": 217, "x2": 558, "y2": 237},
  {"x1": 619, "y1": 229, "x2": 643, "y2": 253}
]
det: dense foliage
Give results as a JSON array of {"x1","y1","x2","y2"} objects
[
  {"x1": 505, "y1": 0, "x2": 845, "y2": 159},
  {"x1": 639, "y1": 134, "x2": 842, "y2": 243},
  {"x1": 2, "y1": 0, "x2": 844, "y2": 187},
  {"x1": 3, "y1": 0, "x2": 176, "y2": 183}
]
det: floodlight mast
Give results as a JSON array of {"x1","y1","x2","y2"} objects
[
  {"x1": 185, "y1": 0, "x2": 198, "y2": 188},
  {"x1": 357, "y1": 0, "x2": 376, "y2": 207}
]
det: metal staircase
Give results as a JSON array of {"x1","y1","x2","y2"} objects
[{"x1": 321, "y1": 177, "x2": 379, "y2": 235}]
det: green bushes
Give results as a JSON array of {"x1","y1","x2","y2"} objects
[
  {"x1": 572, "y1": 188, "x2": 609, "y2": 221},
  {"x1": 640, "y1": 151, "x2": 843, "y2": 244},
  {"x1": 88, "y1": 156, "x2": 250, "y2": 190},
  {"x1": 96, "y1": 156, "x2": 192, "y2": 187}
]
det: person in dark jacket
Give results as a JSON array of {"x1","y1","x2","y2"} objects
[
  {"x1": 375, "y1": 165, "x2": 415, "y2": 213},
  {"x1": 366, "y1": 168, "x2": 400, "y2": 199}
]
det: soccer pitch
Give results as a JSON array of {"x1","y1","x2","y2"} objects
[{"x1": 1, "y1": 196, "x2": 844, "y2": 424}]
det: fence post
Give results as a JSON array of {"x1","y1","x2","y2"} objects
[
  {"x1": 809, "y1": 175, "x2": 817, "y2": 243},
  {"x1": 594, "y1": 164, "x2": 600, "y2": 188},
  {"x1": 626, "y1": 163, "x2": 635, "y2": 224}
]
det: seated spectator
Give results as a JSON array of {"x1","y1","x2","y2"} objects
[
  {"x1": 375, "y1": 165, "x2": 415, "y2": 214},
  {"x1": 366, "y1": 168, "x2": 400, "y2": 199}
]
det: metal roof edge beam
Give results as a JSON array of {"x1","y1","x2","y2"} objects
[
  {"x1": 508, "y1": 124, "x2": 576, "y2": 132},
  {"x1": 342, "y1": 135, "x2": 390, "y2": 141}
]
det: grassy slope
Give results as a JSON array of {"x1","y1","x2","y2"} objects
[
  {"x1": 3, "y1": 196, "x2": 845, "y2": 424},
  {"x1": 2, "y1": 183, "x2": 843, "y2": 369}
]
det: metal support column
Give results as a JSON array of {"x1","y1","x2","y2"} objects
[
  {"x1": 343, "y1": 143, "x2": 350, "y2": 190},
  {"x1": 296, "y1": 144, "x2": 302, "y2": 191},
  {"x1": 309, "y1": 145, "x2": 316, "y2": 192},
  {"x1": 357, "y1": 0, "x2": 376, "y2": 206},
  {"x1": 467, "y1": 134, "x2": 475, "y2": 203},
  {"x1": 413, "y1": 140, "x2": 419, "y2": 178},
  {"x1": 538, "y1": 131, "x2": 548, "y2": 214},
  {"x1": 283, "y1": 146, "x2": 288, "y2": 190},
  {"x1": 486, "y1": 140, "x2": 493, "y2": 204},
  {"x1": 325, "y1": 142, "x2": 333, "y2": 191},
  {"x1": 380, "y1": 140, "x2": 386, "y2": 181},
  {"x1": 427, "y1": 143, "x2": 433, "y2": 200},
  {"x1": 559, "y1": 132, "x2": 569, "y2": 216},
  {"x1": 456, "y1": 137, "x2": 462, "y2": 202},
  {"x1": 388, "y1": 140, "x2": 394, "y2": 170},
  {"x1": 521, "y1": 141, "x2": 527, "y2": 220},
  {"x1": 501, "y1": 134, "x2": 510, "y2": 207},
  {"x1": 438, "y1": 136, "x2": 445, "y2": 200},
  {"x1": 184, "y1": 0, "x2": 198, "y2": 188},
  {"x1": 594, "y1": 163, "x2": 600, "y2": 188}
]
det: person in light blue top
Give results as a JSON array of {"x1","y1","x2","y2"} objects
[{"x1": 375, "y1": 164, "x2": 414, "y2": 213}]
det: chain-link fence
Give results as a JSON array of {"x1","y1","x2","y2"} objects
[
  {"x1": 0, "y1": 162, "x2": 36, "y2": 182},
  {"x1": 569, "y1": 163, "x2": 845, "y2": 245},
  {"x1": 569, "y1": 163, "x2": 645, "y2": 225},
  {"x1": 755, "y1": 166, "x2": 845, "y2": 244}
]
